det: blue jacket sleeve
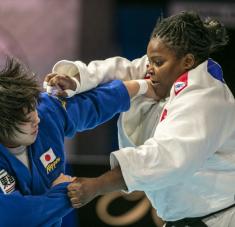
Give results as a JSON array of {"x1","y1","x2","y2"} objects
[
  {"x1": 0, "y1": 183, "x2": 72, "y2": 227},
  {"x1": 38, "y1": 80, "x2": 130, "y2": 138}
]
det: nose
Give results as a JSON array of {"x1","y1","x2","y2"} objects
[
  {"x1": 146, "y1": 64, "x2": 155, "y2": 76},
  {"x1": 147, "y1": 62, "x2": 155, "y2": 70}
]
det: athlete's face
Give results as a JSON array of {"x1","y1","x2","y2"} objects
[
  {"x1": 147, "y1": 37, "x2": 192, "y2": 99},
  {"x1": 7, "y1": 110, "x2": 40, "y2": 147}
]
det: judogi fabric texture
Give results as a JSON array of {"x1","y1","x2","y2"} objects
[
  {"x1": 0, "y1": 80, "x2": 130, "y2": 227},
  {"x1": 111, "y1": 59, "x2": 235, "y2": 221},
  {"x1": 52, "y1": 56, "x2": 149, "y2": 92},
  {"x1": 53, "y1": 57, "x2": 235, "y2": 226},
  {"x1": 117, "y1": 95, "x2": 165, "y2": 148}
]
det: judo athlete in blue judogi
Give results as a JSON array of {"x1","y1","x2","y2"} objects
[{"x1": 0, "y1": 58, "x2": 153, "y2": 227}]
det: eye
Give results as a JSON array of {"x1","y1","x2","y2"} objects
[
  {"x1": 154, "y1": 60, "x2": 163, "y2": 67},
  {"x1": 148, "y1": 58, "x2": 164, "y2": 67}
]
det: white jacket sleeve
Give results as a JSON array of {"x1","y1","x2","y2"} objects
[
  {"x1": 110, "y1": 83, "x2": 235, "y2": 192},
  {"x1": 52, "y1": 55, "x2": 148, "y2": 92}
]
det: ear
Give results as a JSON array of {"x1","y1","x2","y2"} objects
[{"x1": 183, "y1": 54, "x2": 195, "y2": 70}]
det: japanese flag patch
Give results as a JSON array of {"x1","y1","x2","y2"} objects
[
  {"x1": 174, "y1": 72, "x2": 188, "y2": 95},
  {"x1": 0, "y1": 170, "x2": 16, "y2": 194},
  {"x1": 40, "y1": 148, "x2": 61, "y2": 174}
]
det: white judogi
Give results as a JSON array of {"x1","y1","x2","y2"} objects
[
  {"x1": 52, "y1": 56, "x2": 149, "y2": 92},
  {"x1": 53, "y1": 57, "x2": 235, "y2": 226}
]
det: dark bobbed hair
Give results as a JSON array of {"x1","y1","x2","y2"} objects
[
  {"x1": 0, "y1": 57, "x2": 41, "y2": 143},
  {"x1": 151, "y1": 11, "x2": 229, "y2": 63}
]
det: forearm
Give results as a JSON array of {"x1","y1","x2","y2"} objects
[
  {"x1": 123, "y1": 80, "x2": 149, "y2": 98},
  {"x1": 96, "y1": 166, "x2": 127, "y2": 196},
  {"x1": 123, "y1": 80, "x2": 142, "y2": 98},
  {"x1": 0, "y1": 183, "x2": 72, "y2": 226},
  {"x1": 52, "y1": 56, "x2": 148, "y2": 93},
  {"x1": 67, "y1": 166, "x2": 128, "y2": 208}
]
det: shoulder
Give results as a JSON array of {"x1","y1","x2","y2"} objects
[{"x1": 172, "y1": 59, "x2": 225, "y2": 98}]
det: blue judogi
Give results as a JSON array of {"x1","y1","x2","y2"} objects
[{"x1": 0, "y1": 80, "x2": 130, "y2": 227}]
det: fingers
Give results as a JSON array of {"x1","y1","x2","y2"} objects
[
  {"x1": 68, "y1": 190, "x2": 77, "y2": 198},
  {"x1": 67, "y1": 188, "x2": 83, "y2": 208},
  {"x1": 68, "y1": 190, "x2": 82, "y2": 199},
  {"x1": 67, "y1": 179, "x2": 97, "y2": 209},
  {"x1": 67, "y1": 182, "x2": 84, "y2": 208},
  {"x1": 71, "y1": 177, "x2": 78, "y2": 182},
  {"x1": 67, "y1": 182, "x2": 81, "y2": 191},
  {"x1": 56, "y1": 90, "x2": 69, "y2": 98},
  {"x1": 44, "y1": 73, "x2": 57, "y2": 82},
  {"x1": 43, "y1": 73, "x2": 57, "y2": 90},
  {"x1": 68, "y1": 190, "x2": 81, "y2": 208},
  {"x1": 69, "y1": 192, "x2": 84, "y2": 208},
  {"x1": 47, "y1": 75, "x2": 68, "y2": 88},
  {"x1": 71, "y1": 199, "x2": 83, "y2": 208},
  {"x1": 43, "y1": 74, "x2": 77, "y2": 97}
]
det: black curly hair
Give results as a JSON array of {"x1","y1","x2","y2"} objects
[{"x1": 151, "y1": 11, "x2": 229, "y2": 64}]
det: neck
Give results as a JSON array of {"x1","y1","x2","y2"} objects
[{"x1": 7, "y1": 145, "x2": 27, "y2": 155}]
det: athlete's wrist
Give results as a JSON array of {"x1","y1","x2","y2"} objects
[{"x1": 135, "y1": 79, "x2": 148, "y2": 95}]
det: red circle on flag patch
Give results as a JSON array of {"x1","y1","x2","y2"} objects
[{"x1": 45, "y1": 154, "x2": 51, "y2": 161}]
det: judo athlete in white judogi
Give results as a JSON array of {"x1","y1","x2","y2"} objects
[
  {"x1": 0, "y1": 58, "x2": 157, "y2": 226},
  {"x1": 47, "y1": 12, "x2": 235, "y2": 227}
]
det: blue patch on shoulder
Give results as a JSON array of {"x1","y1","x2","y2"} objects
[{"x1": 207, "y1": 59, "x2": 225, "y2": 83}]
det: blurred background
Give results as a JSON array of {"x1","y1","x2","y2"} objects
[{"x1": 0, "y1": 0, "x2": 234, "y2": 226}]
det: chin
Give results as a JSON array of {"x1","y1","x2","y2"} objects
[
  {"x1": 160, "y1": 88, "x2": 170, "y2": 99},
  {"x1": 24, "y1": 137, "x2": 37, "y2": 146},
  {"x1": 21, "y1": 141, "x2": 34, "y2": 146}
]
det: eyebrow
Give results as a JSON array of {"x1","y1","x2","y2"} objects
[{"x1": 148, "y1": 55, "x2": 164, "y2": 61}]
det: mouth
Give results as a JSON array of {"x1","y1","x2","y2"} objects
[
  {"x1": 150, "y1": 79, "x2": 160, "y2": 86},
  {"x1": 146, "y1": 72, "x2": 154, "y2": 78},
  {"x1": 151, "y1": 80, "x2": 159, "y2": 84}
]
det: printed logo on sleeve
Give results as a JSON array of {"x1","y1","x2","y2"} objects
[
  {"x1": 40, "y1": 148, "x2": 61, "y2": 174},
  {"x1": 0, "y1": 170, "x2": 16, "y2": 194},
  {"x1": 54, "y1": 97, "x2": 67, "y2": 110},
  {"x1": 58, "y1": 98, "x2": 67, "y2": 110}
]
